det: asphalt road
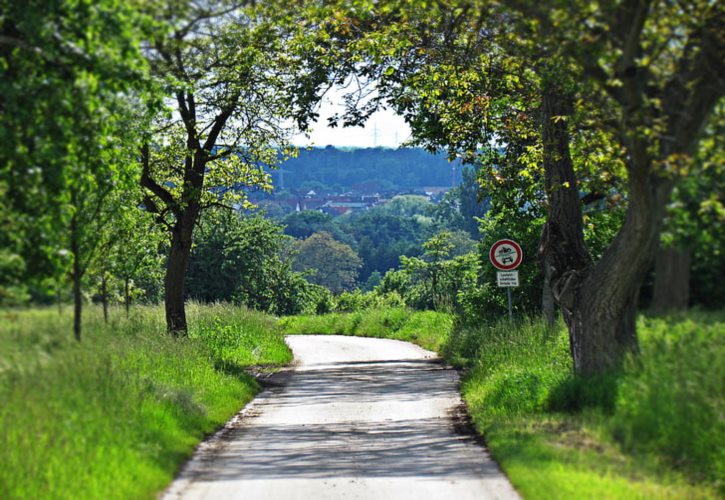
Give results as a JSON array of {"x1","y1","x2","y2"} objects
[{"x1": 163, "y1": 335, "x2": 519, "y2": 500}]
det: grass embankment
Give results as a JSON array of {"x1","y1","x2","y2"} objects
[
  {"x1": 281, "y1": 308, "x2": 723, "y2": 499},
  {"x1": 0, "y1": 303, "x2": 291, "y2": 500}
]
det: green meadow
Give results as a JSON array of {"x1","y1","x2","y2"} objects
[{"x1": 0, "y1": 304, "x2": 291, "y2": 499}]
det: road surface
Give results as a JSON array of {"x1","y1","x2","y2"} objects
[{"x1": 164, "y1": 335, "x2": 519, "y2": 499}]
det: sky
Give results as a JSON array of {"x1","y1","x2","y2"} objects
[{"x1": 292, "y1": 86, "x2": 412, "y2": 149}]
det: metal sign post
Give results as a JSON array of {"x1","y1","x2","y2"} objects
[
  {"x1": 489, "y1": 239, "x2": 523, "y2": 321},
  {"x1": 507, "y1": 288, "x2": 513, "y2": 322}
]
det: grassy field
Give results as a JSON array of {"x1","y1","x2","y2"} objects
[
  {"x1": 281, "y1": 308, "x2": 723, "y2": 499},
  {"x1": 0, "y1": 303, "x2": 291, "y2": 500}
]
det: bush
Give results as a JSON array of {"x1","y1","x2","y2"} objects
[
  {"x1": 305, "y1": 284, "x2": 334, "y2": 315},
  {"x1": 334, "y1": 290, "x2": 372, "y2": 312},
  {"x1": 334, "y1": 290, "x2": 407, "y2": 313}
]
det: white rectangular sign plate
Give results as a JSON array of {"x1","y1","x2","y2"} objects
[{"x1": 497, "y1": 271, "x2": 519, "y2": 287}]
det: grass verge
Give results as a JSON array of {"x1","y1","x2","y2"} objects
[
  {"x1": 458, "y1": 314, "x2": 722, "y2": 499},
  {"x1": 0, "y1": 303, "x2": 291, "y2": 499}
]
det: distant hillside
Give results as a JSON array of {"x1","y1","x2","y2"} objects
[{"x1": 273, "y1": 147, "x2": 462, "y2": 193}]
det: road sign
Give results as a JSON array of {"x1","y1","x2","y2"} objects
[
  {"x1": 489, "y1": 239, "x2": 523, "y2": 270},
  {"x1": 497, "y1": 271, "x2": 519, "y2": 287}
]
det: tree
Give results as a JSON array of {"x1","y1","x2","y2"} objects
[
  {"x1": 293, "y1": 231, "x2": 362, "y2": 293},
  {"x1": 187, "y1": 211, "x2": 312, "y2": 315},
  {"x1": 382, "y1": 231, "x2": 479, "y2": 312},
  {"x1": 139, "y1": 1, "x2": 325, "y2": 335},
  {"x1": 326, "y1": 0, "x2": 724, "y2": 374},
  {"x1": 0, "y1": 0, "x2": 152, "y2": 337},
  {"x1": 282, "y1": 211, "x2": 336, "y2": 239},
  {"x1": 66, "y1": 141, "x2": 142, "y2": 338},
  {"x1": 339, "y1": 210, "x2": 429, "y2": 280},
  {"x1": 508, "y1": 0, "x2": 725, "y2": 374},
  {"x1": 401, "y1": 232, "x2": 455, "y2": 310},
  {"x1": 107, "y1": 207, "x2": 166, "y2": 315},
  {"x1": 434, "y1": 166, "x2": 491, "y2": 237},
  {"x1": 651, "y1": 104, "x2": 725, "y2": 311},
  {"x1": 375, "y1": 195, "x2": 433, "y2": 217}
]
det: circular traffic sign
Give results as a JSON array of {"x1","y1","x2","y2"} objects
[{"x1": 489, "y1": 239, "x2": 523, "y2": 270}]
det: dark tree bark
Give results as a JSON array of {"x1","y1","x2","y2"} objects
[
  {"x1": 164, "y1": 207, "x2": 199, "y2": 336},
  {"x1": 143, "y1": 139, "x2": 208, "y2": 336},
  {"x1": 651, "y1": 246, "x2": 691, "y2": 311},
  {"x1": 124, "y1": 276, "x2": 130, "y2": 316},
  {"x1": 100, "y1": 272, "x2": 109, "y2": 323},
  {"x1": 539, "y1": 82, "x2": 673, "y2": 374},
  {"x1": 541, "y1": 266, "x2": 556, "y2": 327},
  {"x1": 70, "y1": 212, "x2": 82, "y2": 342},
  {"x1": 538, "y1": 88, "x2": 596, "y2": 367}
]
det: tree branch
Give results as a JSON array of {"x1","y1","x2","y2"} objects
[
  {"x1": 202, "y1": 90, "x2": 242, "y2": 152},
  {"x1": 140, "y1": 143, "x2": 177, "y2": 211},
  {"x1": 663, "y1": 6, "x2": 725, "y2": 154}
]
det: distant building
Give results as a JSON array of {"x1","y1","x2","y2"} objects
[
  {"x1": 320, "y1": 194, "x2": 382, "y2": 216},
  {"x1": 422, "y1": 187, "x2": 450, "y2": 196}
]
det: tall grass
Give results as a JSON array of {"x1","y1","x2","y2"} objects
[
  {"x1": 610, "y1": 314, "x2": 724, "y2": 484},
  {"x1": 453, "y1": 318, "x2": 572, "y2": 419},
  {"x1": 453, "y1": 313, "x2": 723, "y2": 498},
  {"x1": 0, "y1": 303, "x2": 291, "y2": 499}
]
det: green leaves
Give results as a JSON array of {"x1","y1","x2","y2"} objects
[
  {"x1": 0, "y1": 0, "x2": 153, "y2": 304},
  {"x1": 292, "y1": 231, "x2": 363, "y2": 294}
]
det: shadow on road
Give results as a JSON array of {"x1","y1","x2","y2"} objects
[{"x1": 183, "y1": 356, "x2": 498, "y2": 483}]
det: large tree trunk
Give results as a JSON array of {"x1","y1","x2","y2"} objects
[
  {"x1": 537, "y1": 88, "x2": 669, "y2": 375},
  {"x1": 651, "y1": 246, "x2": 690, "y2": 311},
  {"x1": 533, "y1": 0, "x2": 721, "y2": 375},
  {"x1": 566, "y1": 183, "x2": 668, "y2": 373},
  {"x1": 164, "y1": 208, "x2": 198, "y2": 336},
  {"x1": 537, "y1": 88, "x2": 592, "y2": 345}
]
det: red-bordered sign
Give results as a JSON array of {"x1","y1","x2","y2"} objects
[{"x1": 489, "y1": 239, "x2": 523, "y2": 270}]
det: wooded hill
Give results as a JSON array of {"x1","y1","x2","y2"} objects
[{"x1": 271, "y1": 147, "x2": 463, "y2": 193}]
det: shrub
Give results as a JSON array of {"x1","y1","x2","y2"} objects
[{"x1": 305, "y1": 285, "x2": 334, "y2": 315}]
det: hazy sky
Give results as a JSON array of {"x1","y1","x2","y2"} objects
[{"x1": 293, "y1": 86, "x2": 412, "y2": 149}]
